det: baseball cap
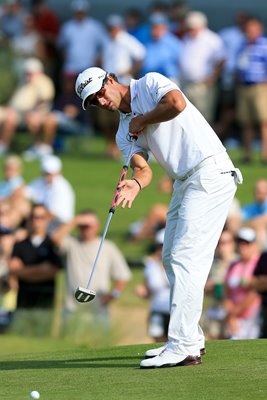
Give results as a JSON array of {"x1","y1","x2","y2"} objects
[
  {"x1": 71, "y1": 0, "x2": 90, "y2": 12},
  {"x1": 106, "y1": 14, "x2": 125, "y2": 28},
  {"x1": 41, "y1": 155, "x2": 62, "y2": 174},
  {"x1": 75, "y1": 67, "x2": 107, "y2": 110},
  {"x1": 236, "y1": 227, "x2": 256, "y2": 243},
  {"x1": 149, "y1": 12, "x2": 168, "y2": 26}
]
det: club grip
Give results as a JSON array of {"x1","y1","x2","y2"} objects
[{"x1": 109, "y1": 165, "x2": 128, "y2": 213}]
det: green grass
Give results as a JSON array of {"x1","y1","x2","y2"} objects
[
  {"x1": 0, "y1": 339, "x2": 267, "y2": 400},
  {"x1": 4, "y1": 136, "x2": 266, "y2": 261},
  {"x1": 1, "y1": 137, "x2": 267, "y2": 399}
]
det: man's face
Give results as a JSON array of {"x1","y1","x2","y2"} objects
[
  {"x1": 245, "y1": 20, "x2": 262, "y2": 43},
  {"x1": 87, "y1": 77, "x2": 121, "y2": 111},
  {"x1": 151, "y1": 24, "x2": 167, "y2": 40},
  {"x1": 30, "y1": 206, "x2": 50, "y2": 234},
  {"x1": 78, "y1": 214, "x2": 100, "y2": 241}
]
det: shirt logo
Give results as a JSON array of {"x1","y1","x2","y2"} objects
[{"x1": 77, "y1": 77, "x2": 93, "y2": 96}]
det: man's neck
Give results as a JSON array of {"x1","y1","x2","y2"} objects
[{"x1": 118, "y1": 85, "x2": 131, "y2": 114}]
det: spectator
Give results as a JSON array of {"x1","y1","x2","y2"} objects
[
  {"x1": 128, "y1": 203, "x2": 168, "y2": 241},
  {"x1": 168, "y1": 1, "x2": 189, "y2": 39},
  {"x1": 135, "y1": 228, "x2": 170, "y2": 342},
  {"x1": 216, "y1": 11, "x2": 249, "y2": 141},
  {"x1": 179, "y1": 11, "x2": 226, "y2": 123},
  {"x1": 57, "y1": 0, "x2": 108, "y2": 76},
  {"x1": 241, "y1": 179, "x2": 267, "y2": 249},
  {"x1": 203, "y1": 229, "x2": 238, "y2": 339},
  {"x1": 225, "y1": 196, "x2": 242, "y2": 236},
  {"x1": 103, "y1": 14, "x2": 146, "y2": 85},
  {"x1": 0, "y1": 225, "x2": 17, "y2": 332},
  {"x1": 23, "y1": 155, "x2": 75, "y2": 224},
  {"x1": 37, "y1": 73, "x2": 88, "y2": 153},
  {"x1": 31, "y1": 0, "x2": 60, "y2": 79},
  {"x1": 142, "y1": 12, "x2": 183, "y2": 84},
  {"x1": 235, "y1": 17, "x2": 267, "y2": 164},
  {"x1": 0, "y1": 0, "x2": 26, "y2": 40},
  {"x1": 10, "y1": 13, "x2": 47, "y2": 81},
  {"x1": 52, "y1": 209, "x2": 132, "y2": 335},
  {"x1": 98, "y1": 13, "x2": 146, "y2": 159},
  {"x1": 223, "y1": 227, "x2": 261, "y2": 339},
  {"x1": 0, "y1": 155, "x2": 24, "y2": 199},
  {"x1": 124, "y1": 8, "x2": 150, "y2": 45},
  {"x1": 8, "y1": 203, "x2": 63, "y2": 335},
  {"x1": 250, "y1": 250, "x2": 267, "y2": 338},
  {"x1": 0, "y1": 57, "x2": 55, "y2": 157}
]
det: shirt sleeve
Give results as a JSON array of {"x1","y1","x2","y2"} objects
[{"x1": 145, "y1": 72, "x2": 179, "y2": 104}]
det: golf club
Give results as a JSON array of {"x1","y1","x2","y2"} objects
[{"x1": 75, "y1": 135, "x2": 138, "y2": 303}]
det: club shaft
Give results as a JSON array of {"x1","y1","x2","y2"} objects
[
  {"x1": 85, "y1": 136, "x2": 136, "y2": 290},
  {"x1": 86, "y1": 211, "x2": 113, "y2": 289}
]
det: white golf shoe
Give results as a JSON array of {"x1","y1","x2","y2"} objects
[
  {"x1": 145, "y1": 345, "x2": 206, "y2": 358},
  {"x1": 145, "y1": 344, "x2": 166, "y2": 358},
  {"x1": 140, "y1": 349, "x2": 202, "y2": 369}
]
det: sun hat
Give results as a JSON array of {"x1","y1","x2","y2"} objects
[
  {"x1": 41, "y1": 155, "x2": 62, "y2": 174},
  {"x1": 75, "y1": 67, "x2": 107, "y2": 110}
]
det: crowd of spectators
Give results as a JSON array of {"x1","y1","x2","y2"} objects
[
  {"x1": 0, "y1": 0, "x2": 267, "y2": 343},
  {"x1": 0, "y1": 0, "x2": 266, "y2": 160}
]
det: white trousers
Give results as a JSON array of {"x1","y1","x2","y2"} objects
[{"x1": 162, "y1": 153, "x2": 239, "y2": 355}]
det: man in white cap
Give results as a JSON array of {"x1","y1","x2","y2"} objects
[
  {"x1": 24, "y1": 155, "x2": 75, "y2": 224},
  {"x1": 75, "y1": 66, "x2": 243, "y2": 368},
  {"x1": 179, "y1": 11, "x2": 226, "y2": 124}
]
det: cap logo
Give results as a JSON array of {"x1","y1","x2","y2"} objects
[{"x1": 77, "y1": 77, "x2": 93, "y2": 96}]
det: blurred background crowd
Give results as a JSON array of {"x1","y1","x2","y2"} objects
[{"x1": 0, "y1": 0, "x2": 267, "y2": 346}]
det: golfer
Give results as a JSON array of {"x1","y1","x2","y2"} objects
[{"x1": 75, "y1": 67, "x2": 242, "y2": 368}]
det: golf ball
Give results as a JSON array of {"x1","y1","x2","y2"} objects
[{"x1": 30, "y1": 391, "x2": 40, "y2": 399}]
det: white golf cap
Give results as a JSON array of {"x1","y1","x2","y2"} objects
[
  {"x1": 41, "y1": 155, "x2": 62, "y2": 174},
  {"x1": 236, "y1": 227, "x2": 256, "y2": 243},
  {"x1": 75, "y1": 67, "x2": 107, "y2": 110}
]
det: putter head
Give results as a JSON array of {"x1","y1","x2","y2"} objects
[{"x1": 75, "y1": 287, "x2": 96, "y2": 303}]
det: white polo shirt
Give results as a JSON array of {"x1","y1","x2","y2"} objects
[
  {"x1": 116, "y1": 72, "x2": 226, "y2": 179},
  {"x1": 179, "y1": 29, "x2": 226, "y2": 83},
  {"x1": 102, "y1": 30, "x2": 146, "y2": 85}
]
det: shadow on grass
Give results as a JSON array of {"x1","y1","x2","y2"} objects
[{"x1": 0, "y1": 355, "x2": 142, "y2": 370}]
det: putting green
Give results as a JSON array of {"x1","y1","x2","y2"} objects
[{"x1": 0, "y1": 339, "x2": 267, "y2": 400}]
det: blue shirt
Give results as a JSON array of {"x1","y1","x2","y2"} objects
[
  {"x1": 241, "y1": 200, "x2": 267, "y2": 221},
  {"x1": 0, "y1": 176, "x2": 24, "y2": 198},
  {"x1": 142, "y1": 32, "x2": 183, "y2": 80},
  {"x1": 237, "y1": 35, "x2": 267, "y2": 84}
]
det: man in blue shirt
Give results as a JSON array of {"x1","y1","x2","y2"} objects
[
  {"x1": 236, "y1": 17, "x2": 267, "y2": 163},
  {"x1": 141, "y1": 13, "x2": 183, "y2": 84}
]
